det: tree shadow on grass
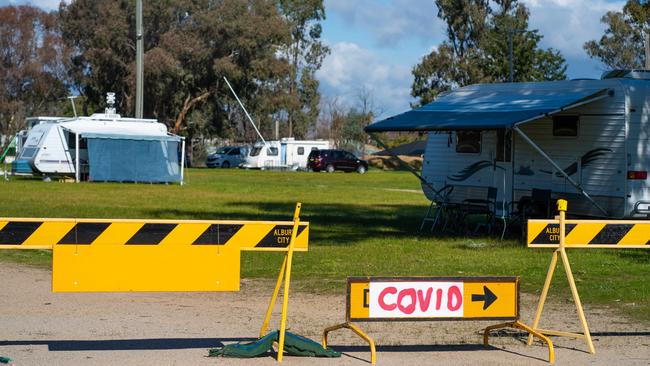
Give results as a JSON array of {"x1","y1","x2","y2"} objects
[{"x1": 147, "y1": 202, "x2": 429, "y2": 247}]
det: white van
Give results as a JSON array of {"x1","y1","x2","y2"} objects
[{"x1": 242, "y1": 138, "x2": 329, "y2": 170}]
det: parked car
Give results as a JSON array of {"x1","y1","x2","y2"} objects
[
  {"x1": 206, "y1": 146, "x2": 249, "y2": 168},
  {"x1": 307, "y1": 149, "x2": 368, "y2": 174}
]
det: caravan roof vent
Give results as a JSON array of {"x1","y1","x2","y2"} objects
[{"x1": 601, "y1": 69, "x2": 650, "y2": 80}]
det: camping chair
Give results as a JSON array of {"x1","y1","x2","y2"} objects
[
  {"x1": 461, "y1": 187, "x2": 497, "y2": 234},
  {"x1": 506, "y1": 188, "x2": 552, "y2": 242},
  {"x1": 420, "y1": 185, "x2": 454, "y2": 232}
]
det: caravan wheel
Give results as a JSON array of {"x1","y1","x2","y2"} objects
[{"x1": 326, "y1": 164, "x2": 335, "y2": 173}]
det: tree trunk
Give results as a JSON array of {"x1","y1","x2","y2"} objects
[{"x1": 172, "y1": 91, "x2": 211, "y2": 134}]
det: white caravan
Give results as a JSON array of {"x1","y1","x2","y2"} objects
[
  {"x1": 15, "y1": 110, "x2": 184, "y2": 183},
  {"x1": 241, "y1": 138, "x2": 329, "y2": 170},
  {"x1": 366, "y1": 70, "x2": 650, "y2": 218}
]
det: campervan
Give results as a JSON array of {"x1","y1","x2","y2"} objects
[
  {"x1": 366, "y1": 70, "x2": 650, "y2": 219},
  {"x1": 15, "y1": 110, "x2": 184, "y2": 183},
  {"x1": 241, "y1": 138, "x2": 329, "y2": 170}
]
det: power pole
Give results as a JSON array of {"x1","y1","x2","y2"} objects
[
  {"x1": 508, "y1": 29, "x2": 527, "y2": 82},
  {"x1": 135, "y1": 0, "x2": 144, "y2": 118},
  {"x1": 645, "y1": 31, "x2": 650, "y2": 70}
]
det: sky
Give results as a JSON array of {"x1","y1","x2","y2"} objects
[{"x1": 4, "y1": 0, "x2": 628, "y2": 118}]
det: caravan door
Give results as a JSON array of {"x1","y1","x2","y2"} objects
[{"x1": 492, "y1": 129, "x2": 513, "y2": 216}]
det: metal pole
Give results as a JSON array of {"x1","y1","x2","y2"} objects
[
  {"x1": 68, "y1": 96, "x2": 78, "y2": 117},
  {"x1": 645, "y1": 29, "x2": 650, "y2": 70},
  {"x1": 135, "y1": 0, "x2": 144, "y2": 118},
  {"x1": 509, "y1": 31, "x2": 514, "y2": 82},
  {"x1": 75, "y1": 133, "x2": 80, "y2": 183},
  {"x1": 223, "y1": 77, "x2": 267, "y2": 145},
  {"x1": 513, "y1": 126, "x2": 608, "y2": 216},
  {"x1": 180, "y1": 138, "x2": 185, "y2": 186}
]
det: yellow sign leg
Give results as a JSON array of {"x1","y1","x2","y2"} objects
[
  {"x1": 527, "y1": 250, "x2": 558, "y2": 346},
  {"x1": 323, "y1": 322, "x2": 376, "y2": 365},
  {"x1": 484, "y1": 320, "x2": 554, "y2": 364},
  {"x1": 276, "y1": 202, "x2": 301, "y2": 363},
  {"x1": 559, "y1": 247, "x2": 595, "y2": 354},
  {"x1": 528, "y1": 199, "x2": 595, "y2": 354},
  {"x1": 260, "y1": 256, "x2": 287, "y2": 337}
]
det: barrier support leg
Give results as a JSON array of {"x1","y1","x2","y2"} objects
[
  {"x1": 527, "y1": 200, "x2": 595, "y2": 355},
  {"x1": 484, "y1": 320, "x2": 554, "y2": 364},
  {"x1": 559, "y1": 247, "x2": 595, "y2": 354},
  {"x1": 276, "y1": 202, "x2": 301, "y2": 363},
  {"x1": 323, "y1": 322, "x2": 376, "y2": 365},
  {"x1": 527, "y1": 249, "x2": 558, "y2": 346},
  {"x1": 260, "y1": 256, "x2": 287, "y2": 337}
]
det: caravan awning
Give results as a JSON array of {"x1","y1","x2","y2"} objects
[
  {"x1": 80, "y1": 132, "x2": 181, "y2": 142},
  {"x1": 365, "y1": 83, "x2": 612, "y2": 132}
]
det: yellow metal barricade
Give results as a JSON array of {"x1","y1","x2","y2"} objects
[{"x1": 0, "y1": 203, "x2": 307, "y2": 363}]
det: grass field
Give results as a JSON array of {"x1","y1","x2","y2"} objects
[{"x1": 1, "y1": 168, "x2": 649, "y2": 321}]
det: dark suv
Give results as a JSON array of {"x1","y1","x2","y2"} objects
[{"x1": 307, "y1": 149, "x2": 368, "y2": 174}]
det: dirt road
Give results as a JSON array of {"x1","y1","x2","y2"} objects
[{"x1": 1, "y1": 263, "x2": 649, "y2": 365}]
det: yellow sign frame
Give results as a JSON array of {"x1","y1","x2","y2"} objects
[
  {"x1": 323, "y1": 276, "x2": 554, "y2": 364},
  {"x1": 527, "y1": 199, "x2": 595, "y2": 357}
]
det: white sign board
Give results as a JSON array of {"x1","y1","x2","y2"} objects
[{"x1": 369, "y1": 281, "x2": 464, "y2": 318}]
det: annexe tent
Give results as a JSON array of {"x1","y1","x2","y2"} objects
[
  {"x1": 81, "y1": 132, "x2": 183, "y2": 183},
  {"x1": 365, "y1": 81, "x2": 615, "y2": 216}
]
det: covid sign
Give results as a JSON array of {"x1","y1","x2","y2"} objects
[{"x1": 347, "y1": 277, "x2": 519, "y2": 321}]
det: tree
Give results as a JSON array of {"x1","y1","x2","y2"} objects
[
  {"x1": 277, "y1": 0, "x2": 330, "y2": 138},
  {"x1": 584, "y1": 1, "x2": 650, "y2": 69},
  {"x1": 59, "y1": 0, "x2": 293, "y2": 142},
  {"x1": 0, "y1": 5, "x2": 70, "y2": 150},
  {"x1": 411, "y1": 0, "x2": 566, "y2": 106}
]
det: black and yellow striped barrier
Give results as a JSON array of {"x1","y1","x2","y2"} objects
[
  {"x1": 0, "y1": 217, "x2": 308, "y2": 292},
  {"x1": 527, "y1": 219, "x2": 650, "y2": 248}
]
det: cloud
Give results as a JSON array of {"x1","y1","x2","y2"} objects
[
  {"x1": 316, "y1": 42, "x2": 414, "y2": 117},
  {"x1": 522, "y1": 0, "x2": 625, "y2": 58},
  {"x1": 326, "y1": 0, "x2": 446, "y2": 47}
]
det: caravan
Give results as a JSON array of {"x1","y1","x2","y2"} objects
[
  {"x1": 14, "y1": 103, "x2": 184, "y2": 183},
  {"x1": 241, "y1": 138, "x2": 329, "y2": 170},
  {"x1": 366, "y1": 70, "x2": 650, "y2": 219}
]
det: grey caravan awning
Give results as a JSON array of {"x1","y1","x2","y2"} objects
[
  {"x1": 365, "y1": 84, "x2": 611, "y2": 132},
  {"x1": 365, "y1": 82, "x2": 614, "y2": 216},
  {"x1": 79, "y1": 132, "x2": 183, "y2": 184}
]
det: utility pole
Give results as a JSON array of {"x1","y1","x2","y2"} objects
[
  {"x1": 645, "y1": 31, "x2": 650, "y2": 70},
  {"x1": 508, "y1": 29, "x2": 527, "y2": 82},
  {"x1": 135, "y1": 0, "x2": 144, "y2": 118}
]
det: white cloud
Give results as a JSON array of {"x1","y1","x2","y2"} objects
[
  {"x1": 316, "y1": 41, "x2": 415, "y2": 117},
  {"x1": 522, "y1": 0, "x2": 625, "y2": 58},
  {"x1": 326, "y1": 0, "x2": 446, "y2": 47}
]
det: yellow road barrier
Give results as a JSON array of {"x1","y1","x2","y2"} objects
[{"x1": 0, "y1": 203, "x2": 307, "y2": 363}]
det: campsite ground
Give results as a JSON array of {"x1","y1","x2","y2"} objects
[
  {"x1": 1, "y1": 169, "x2": 649, "y2": 365},
  {"x1": 1, "y1": 263, "x2": 649, "y2": 365}
]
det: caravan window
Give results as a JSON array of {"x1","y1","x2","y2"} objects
[
  {"x1": 267, "y1": 147, "x2": 278, "y2": 156},
  {"x1": 297, "y1": 147, "x2": 305, "y2": 155},
  {"x1": 66, "y1": 131, "x2": 87, "y2": 149},
  {"x1": 496, "y1": 129, "x2": 512, "y2": 162},
  {"x1": 250, "y1": 147, "x2": 262, "y2": 156},
  {"x1": 553, "y1": 116, "x2": 579, "y2": 137},
  {"x1": 456, "y1": 131, "x2": 481, "y2": 153}
]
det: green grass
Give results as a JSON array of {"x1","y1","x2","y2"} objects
[{"x1": 1, "y1": 169, "x2": 649, "y2": 321}]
